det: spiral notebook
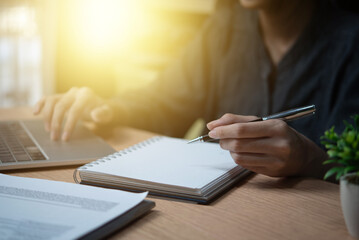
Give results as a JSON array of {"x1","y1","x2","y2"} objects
[{"x1": 75, "y1": 136, "x2": 251, "y2": 204}]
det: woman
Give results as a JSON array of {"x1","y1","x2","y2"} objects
[{"x1": 34, "y1": 0, "x2": 359, "y2": 181}]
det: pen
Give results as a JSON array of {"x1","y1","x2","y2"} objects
[{"x1": 187, "y1": 105, "x2": 316, "y2": 144}]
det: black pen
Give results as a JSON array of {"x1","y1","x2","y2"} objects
[{"x1": 187, "y1": 105, "x2": 316, "y2": 144}]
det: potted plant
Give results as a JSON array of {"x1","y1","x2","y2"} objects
[{"x1": 321, "y1": 115, "x2": 359, "y2": 238}]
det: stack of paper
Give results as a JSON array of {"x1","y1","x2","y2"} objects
[{"x1": 0, "y1": 174, "x2": 154, "y2": 239}]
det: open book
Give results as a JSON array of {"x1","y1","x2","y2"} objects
[
  {"x1": 76, "y1": 136, "x2": 251, "y2": 204},
  {"x1": 0, "y1": 174, "x2": 154, "y2": 239}
]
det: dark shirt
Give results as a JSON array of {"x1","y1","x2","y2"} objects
[{"x1": 119, "y1": 0, "x2": 359, "y2": 149}]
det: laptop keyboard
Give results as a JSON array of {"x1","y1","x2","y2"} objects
[{"x1": 0, "y1": 122, "x2": 47, "y2": 164}]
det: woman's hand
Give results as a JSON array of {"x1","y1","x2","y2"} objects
[
  {"x1": 34, "y1": 87, "x2": 116, "y2": 141},
  {"x1": 207, "y1": 113, "x2": 327, "y2": 177}
]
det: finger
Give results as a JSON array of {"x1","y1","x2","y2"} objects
[
  {"x1": 207, "y1": 113, "x2": 258, "y2": 130},
  {"x1": 219, "y1": 137, "x2": 290, "y2": 155},
  {"x1": 62, "y1": 92, "x2": 90, "y2": 141},
  {"x1": 230, "y1": 152, "x2": 274, "y2": 167},
  {"x1": 33, "y1": 97, "x2": 45, "y2": 115},
  {"x1": 51, "y1": 92, "x2": 76, "y2": 141},
  {"x1": 42, "y1": 96, "x2": 60, "y2": 132},
  {"x1": 209, "y1": 119, "x2": 288, "y2": 139},
  {"x1": 91, "y1": 104, "x2": 113, "y2": 124},
  {"x1": 230, "y1": 152, "x2": 286, "y2": 175},
  {"x1": 61, "y1": 106, "x2": 82, "y2": 142}
]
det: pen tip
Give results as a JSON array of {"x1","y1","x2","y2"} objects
[{"x1": 187, "y1": 136, "x2": 201, "y2": 144}]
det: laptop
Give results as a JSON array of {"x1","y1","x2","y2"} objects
[{"x1": 0, "y1": 120, "x2": 116, "y2": 170}]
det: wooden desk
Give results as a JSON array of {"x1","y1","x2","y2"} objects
[{"x1": 1, "y1": 108, "x2": 352, "y2": 240}]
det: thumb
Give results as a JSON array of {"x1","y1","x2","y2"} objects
[{"x1": 90, "y1": 104, "x2": 114, "y2": 124}]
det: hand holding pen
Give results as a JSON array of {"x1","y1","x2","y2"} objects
[
  {"x1": 188, "y1": 105, "x2": 316, "y2": 143},
  {"x1": 188, "y1": 105, "x2": 328, "y2": 178}
]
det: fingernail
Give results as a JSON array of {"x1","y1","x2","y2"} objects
[
  {"x1": 207, "y1": 119, "x2": 219, "y2": 130},
  {"x1": 209, "y1": 130, "x2": 218, "y2": 139},
  {"x1": 62, "y1": 132, "x2": 69, "y2": 142}
]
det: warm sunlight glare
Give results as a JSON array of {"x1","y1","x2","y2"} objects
[
  {"x1": 70, "y1": 0, "x2": 141, "y2": 52},
  {"x1": 58, "y1": 0, "x2": 210, "y2": 95}
]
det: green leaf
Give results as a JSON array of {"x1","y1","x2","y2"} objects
[
  {"x1": 344, "y1": 166, "x2": 357, "y2": 175},
  {"x1": 346, "y1": 131, "x2": 356, "y2": 144},
  {"x1": 344, "y1": 146, "x2": 351, "y2": 154},
  {"x1": 327, "y1": 150, "x2": 338, "y2": 158},
  {"x1": 337, "y1": 152, "x2": 347, "y2": 159},
  {"x1": 324, "y1": 126, "x2": 338, "y2": 141},
  {"x1": 335, "y1": 168, "x2": 347, "y2": 180},
  {"x1": 324, "y1": 171, "x2": 335, "y2": 180},
  {"x1": 325, "y1": 144, "x2": 337, "y2": 150},
  {"x1": 321, "y1": 115, "x2": 359, "y2": 172},
  {"x1": 324, "y1": 167, "x2": 344, "y2": 180},
  {"x1": 337, "y1": 139, "x2": 345, "y2": 149},
  {"x1": 344, "y1": 120, "x2": 354, "y2": 132},
  {"x1": 323, "y1": 159, "x2": 338, "y2": 165}
]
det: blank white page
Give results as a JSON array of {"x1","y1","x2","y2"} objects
[{"x1": 81, "y1": 137, "x2": 238, "y2": 189}]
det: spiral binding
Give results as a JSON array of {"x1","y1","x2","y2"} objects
[
  {"x1": 73, "y1": 136, "x2": 163, "y2": 183},
  {"x1": 73, "y1": 169, "x2": 80, "y2": 183}
]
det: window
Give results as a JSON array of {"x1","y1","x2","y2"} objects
[{"x1": 0, "y1": 0, "x2": 55, "y2": 107}]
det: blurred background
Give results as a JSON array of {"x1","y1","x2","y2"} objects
[{"x1": 0, "y1": 0, "x2": 216, "y2": 108}]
